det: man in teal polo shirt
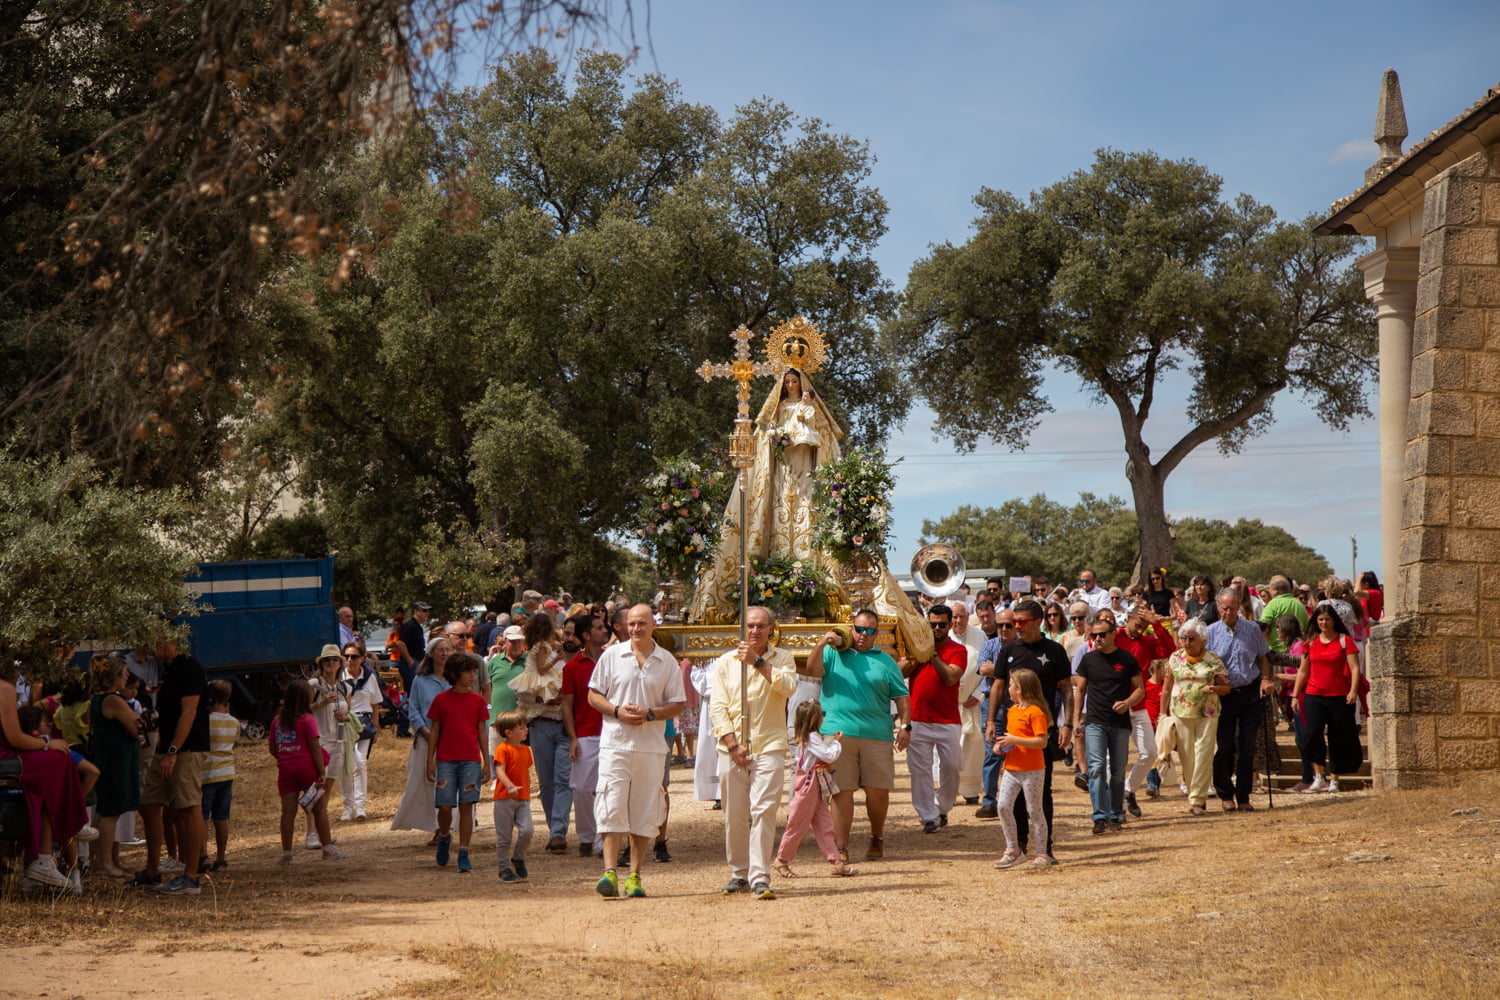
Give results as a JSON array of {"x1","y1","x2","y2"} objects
[
  {"x1": 806, "y1": 609, "x2": 911, "y2": 862},
  {"x1": 1259, "y1": 576, "x2": 1310, "y2": 652},
  {"x1": 486, "y1": 626, "x2": 527, "y2": 757}
]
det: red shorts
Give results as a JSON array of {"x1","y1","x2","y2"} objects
[{"x1": 275, "y1": 754, "x2": 324, "y2": 796}]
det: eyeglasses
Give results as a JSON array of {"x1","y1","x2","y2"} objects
[
  {"x1": 852, "y1": 625, "x2": 877, "y2": 636},
  {"x1": 929, "y1": 620, "x2": 950, "y2": 628},
  {"x1": 745, "y1": 623, "x2": 771, "y2": 631},
  {"x1": 997, "y1": 622, "x2": 1017, "y2": 630},
  {"x1": 1069, "y1": 615, "x2": 1085, "y2": 621},
  {"x1": 1089, "y1": 630, "x2": 1111, "y2": 638},
  {"x1": 345, "y1": 653, "x2": 364, "y2": 660},
  {"x1": 1012, "y1": 617, "x2": 1036, "y2": 625}
]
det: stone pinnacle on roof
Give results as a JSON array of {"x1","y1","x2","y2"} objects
[{"x1": 1365, "y1": 68, "x2": 1408, "y2": 184}]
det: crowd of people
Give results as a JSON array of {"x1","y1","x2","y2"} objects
[{"x1": 0, "y1": 567, "x2": 1381, "y2": 899}]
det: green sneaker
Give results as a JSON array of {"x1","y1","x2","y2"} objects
[
  {"x1": 595, "y1": 869, "x2": 619, "y2": 898},
  {"x1": 623, "y1": 871, "x2": 646, "y2": 898}
]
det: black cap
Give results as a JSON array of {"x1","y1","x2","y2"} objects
[{"x1": 413, "y1": 601, "x2": 432, "y2": 611}]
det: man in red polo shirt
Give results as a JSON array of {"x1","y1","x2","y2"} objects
[
  {"x1": 561, "y1": 613, "x2": 608, "y2": 857},
  {"x1": 901, "y1": 604, "x2": 967, "y2": 834},
  {"x1": 1113, "y1": 607, "x2": 1173, "y2": 817}
]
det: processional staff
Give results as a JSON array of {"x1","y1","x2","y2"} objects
[{"x1": 695, "y1": 325, "x2": 783, "y2": 755}]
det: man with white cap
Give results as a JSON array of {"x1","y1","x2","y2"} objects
[{"x1": 486, "y1": 626, "x2": 527, "y2": 758}]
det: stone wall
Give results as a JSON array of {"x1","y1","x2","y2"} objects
[{"x1": 1367, "y1": 145, "x2": 1500, "y2": 787}]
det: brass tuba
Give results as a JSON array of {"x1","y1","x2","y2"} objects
[{"x1": 910, "y1": 543, "x2": 967, "y2": 600}]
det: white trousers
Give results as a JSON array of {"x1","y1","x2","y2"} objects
[
  {"x1": 907, "y1": 721, "x2": 962, "y2": 823},
  {"x1": 1123, "y1": 708, "x2": 1158, "y2": 795},
  {"x1": 570, "y1": 735, "x2": 601, "y2": 849},
  {"x1": 339, "y1": 737, "x2": 371, "y2": 816},
  {"x1": 718, "y1": 751, "x2": 786, "y2": 885},
  {"x1": 958, "y1": 713, "x2": 984, "y2": 799}
]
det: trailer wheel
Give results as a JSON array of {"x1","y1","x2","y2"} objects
[{"x1": 242, "y1": 721, "x2": 267, "y2": 741}]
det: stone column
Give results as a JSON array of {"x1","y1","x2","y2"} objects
[{"x1": 1357, "y1": 246, "x2": 1419, "y2": 611}]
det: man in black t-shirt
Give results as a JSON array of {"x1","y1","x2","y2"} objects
[
  {"x1": 1071, "y1": 619, "x2": 1144, "y2": 835},
  {"x1": 136, "y1": 640, "x2": 212, "y2": 894},
  {"x1": 983, "y1": 599, "x2": 1073, "y2": 861}
]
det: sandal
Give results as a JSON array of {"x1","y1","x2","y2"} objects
[
  {"x1": 774, "y1": 861, "x2": 800, "y2": 879},
  {"x1": 829, "y1": 861, "x2": 858, "y2": 877},
  {"x1": 836, "y1": 846, "x2": 849, "y2": 864},
  {"x1": 1220, "y1": 800, "x2": 1237, "y2": 812},
  {"x1": 993, "y1": 850, "x2": 1023, "y2": 870}
]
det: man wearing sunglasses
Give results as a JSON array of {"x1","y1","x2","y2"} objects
[
  {"x1": 983, "y1": 599, "x2": 1072, "y2": 860},
  {"x1": 899, "y1": 605, "x2": 967, "y2": 834},
  {"x1": 973, "y1": 606, "x2": 1015, "y2": 818},
  {"x1": 1071, "y1": 616, "x2": 1145, "y2": 835},
  {"x1": 1073, "y1": 569, "x2": 1111, "y2": 613},
  {"x1": 806, "y1": 610, "x2": 910, "y2": 862}
]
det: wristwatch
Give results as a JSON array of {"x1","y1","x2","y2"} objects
[
  {"x1": 646, "y1": 708, "x2": 656, "y2": 722},
  {"x1": 165, "y1": 744, "x2": 180, "y2": 755},
  {"x1": 753, "y1": 655, "x2": 765, "y2": 668},
  {"x1": 901, "y1": 724, "x2": 912, "y2": 732}
]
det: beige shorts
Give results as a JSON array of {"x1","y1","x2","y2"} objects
[
  {"x1": 594, "y1": 749, "x2": 667, "y2": 838},
  {"x1": 829, "y1": 735, "x2": 896, "y2": 791},
  {"x1": 140, "y1": 751, "x2": 205, "y2": 811}
]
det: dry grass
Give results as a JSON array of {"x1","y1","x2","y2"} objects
[{"x1": 4, "y1": 735, "x2": 1498, "y2": 1000}]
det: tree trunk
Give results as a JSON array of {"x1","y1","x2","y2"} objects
[{"x1": 1125, "y1": 459, "x2": 1175, "y2": 586}]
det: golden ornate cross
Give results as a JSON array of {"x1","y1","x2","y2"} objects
[{"x1": 695, "y1": 325, "x2": 784, "y2": 469}]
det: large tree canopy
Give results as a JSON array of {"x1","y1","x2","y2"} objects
[
  {"x1": 265, "y1": 50, "x2": 903, "y2": 607},
  {"x1": 920, "y1": 495, "x2": 1331, "y2": 591},
  {"x1": 890, "y1": 149, "x2": 1374, "y2": 580}
]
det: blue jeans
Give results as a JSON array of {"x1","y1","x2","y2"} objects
[
  {"x1": 1084, "y1": 723, "x2": 1129, "y2": 822},
  {"x1": 979, "y1": 694, "x2": 1002, "y2": 807},
  {"x1": 528, "y1": 717, "x2": 573, "y2": 839}
]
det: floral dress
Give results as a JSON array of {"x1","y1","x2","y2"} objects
[{"x1": 1166, "y1": 649, "x2": 1226, "y2": 718}]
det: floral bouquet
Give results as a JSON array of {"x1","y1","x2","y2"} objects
[
  {"x1": 726, "y1": 552, "x2": 832, "y2": 616},
  {"x1": 813, "y1": 448, "x2": 897, "y2": 563},
  {"x1": 635, "y1": 455, "x2": 733, "y2": 580},
  {"x1": 771, "y1": 430, "x2": 793, "y2": 464}
]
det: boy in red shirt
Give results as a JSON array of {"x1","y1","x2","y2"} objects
[
  {"x1": 425, "y1": 655, "x2": 491, "y2": 873},
  {"x1": 491, "y1": 710, "x2": 534, "y2": 883}
]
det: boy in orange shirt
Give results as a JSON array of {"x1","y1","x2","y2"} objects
[{"x1": 491, "y1": 710, "x2": 534, "y2": 883}]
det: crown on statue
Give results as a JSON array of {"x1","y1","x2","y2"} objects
[{"x1": 765, "y1": 316, "x2": 827, "y2": 375}]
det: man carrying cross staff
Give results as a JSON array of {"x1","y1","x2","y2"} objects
[{"x1": 708, "y1": 604, "x2": 797, "y2": 899}]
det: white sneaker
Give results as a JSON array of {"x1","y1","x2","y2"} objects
[
  {"x1": 160, "y1": 856, "x2": 185, "y2": 873},
  {"x1": 321, "y1": 845, "x2": 345, "y2": 860},
  {"x1": 24, "y1": 855, "x2": 72, "y2": 889},
  {"x1": 1327, "y1": 778, "x2": 1341, "y2": 794},
  {"x1": 1306, "y1": 775, "x2": 1328, "y2": 793},
  {"x1": 305, "y1": 832, "x2": 322, "y2": 850},
  {"x1": 75, "y1": 824, "x2": 100, "y2": 843},
  {"x1": 1179, "y1": 782, "x2": 1189, "y2": 795},
  {"x1": 339, "y1": 809, "x2": 353, "y2": 822}
]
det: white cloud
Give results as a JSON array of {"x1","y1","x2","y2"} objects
[{"x1": 1331, "y1": 138, "x2": 1378, "y2": 163}]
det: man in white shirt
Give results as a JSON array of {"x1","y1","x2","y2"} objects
[
  {"x1": 587, "y1": 604, "x2": 685, "y2": 899},
  {"x1": 1073, "y1": 568, "x2": 1111, "y2": 613}
]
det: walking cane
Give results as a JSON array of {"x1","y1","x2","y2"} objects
[{"x1": 1261, "y1": 693, "x2": 1275, "y2": 810}]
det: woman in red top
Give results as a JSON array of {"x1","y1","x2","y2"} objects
[{"x1": 1292, "y1": 606, "x2": 1362, "y2": 794}]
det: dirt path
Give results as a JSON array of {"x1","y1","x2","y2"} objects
[{"x1": 5, "y1": 739, "x2": 1498, "y2": 1000}]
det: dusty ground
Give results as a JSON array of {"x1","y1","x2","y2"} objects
[{"x1": 3, "y1": 736, "x2": 1498, "y2": 1000}]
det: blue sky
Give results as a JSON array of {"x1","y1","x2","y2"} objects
[{"x1": 467, "y1": 2, "x2": 1500, "y2": 583}]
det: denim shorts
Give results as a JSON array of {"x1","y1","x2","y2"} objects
[
  {"x1": 434, "y1": 759, "x2": 482, "y2": 808},
  {"x1": 201, "y1": 779, "x2": 234, "y2": 821}
]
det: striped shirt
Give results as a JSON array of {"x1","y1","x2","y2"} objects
[{"x1": 203, "y1": 711, "x2": 238, "y2": 783}]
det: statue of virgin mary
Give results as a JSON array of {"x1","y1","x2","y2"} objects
[{"x1": 688, "y1": 367, "x2": 929, "y2": 653}]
